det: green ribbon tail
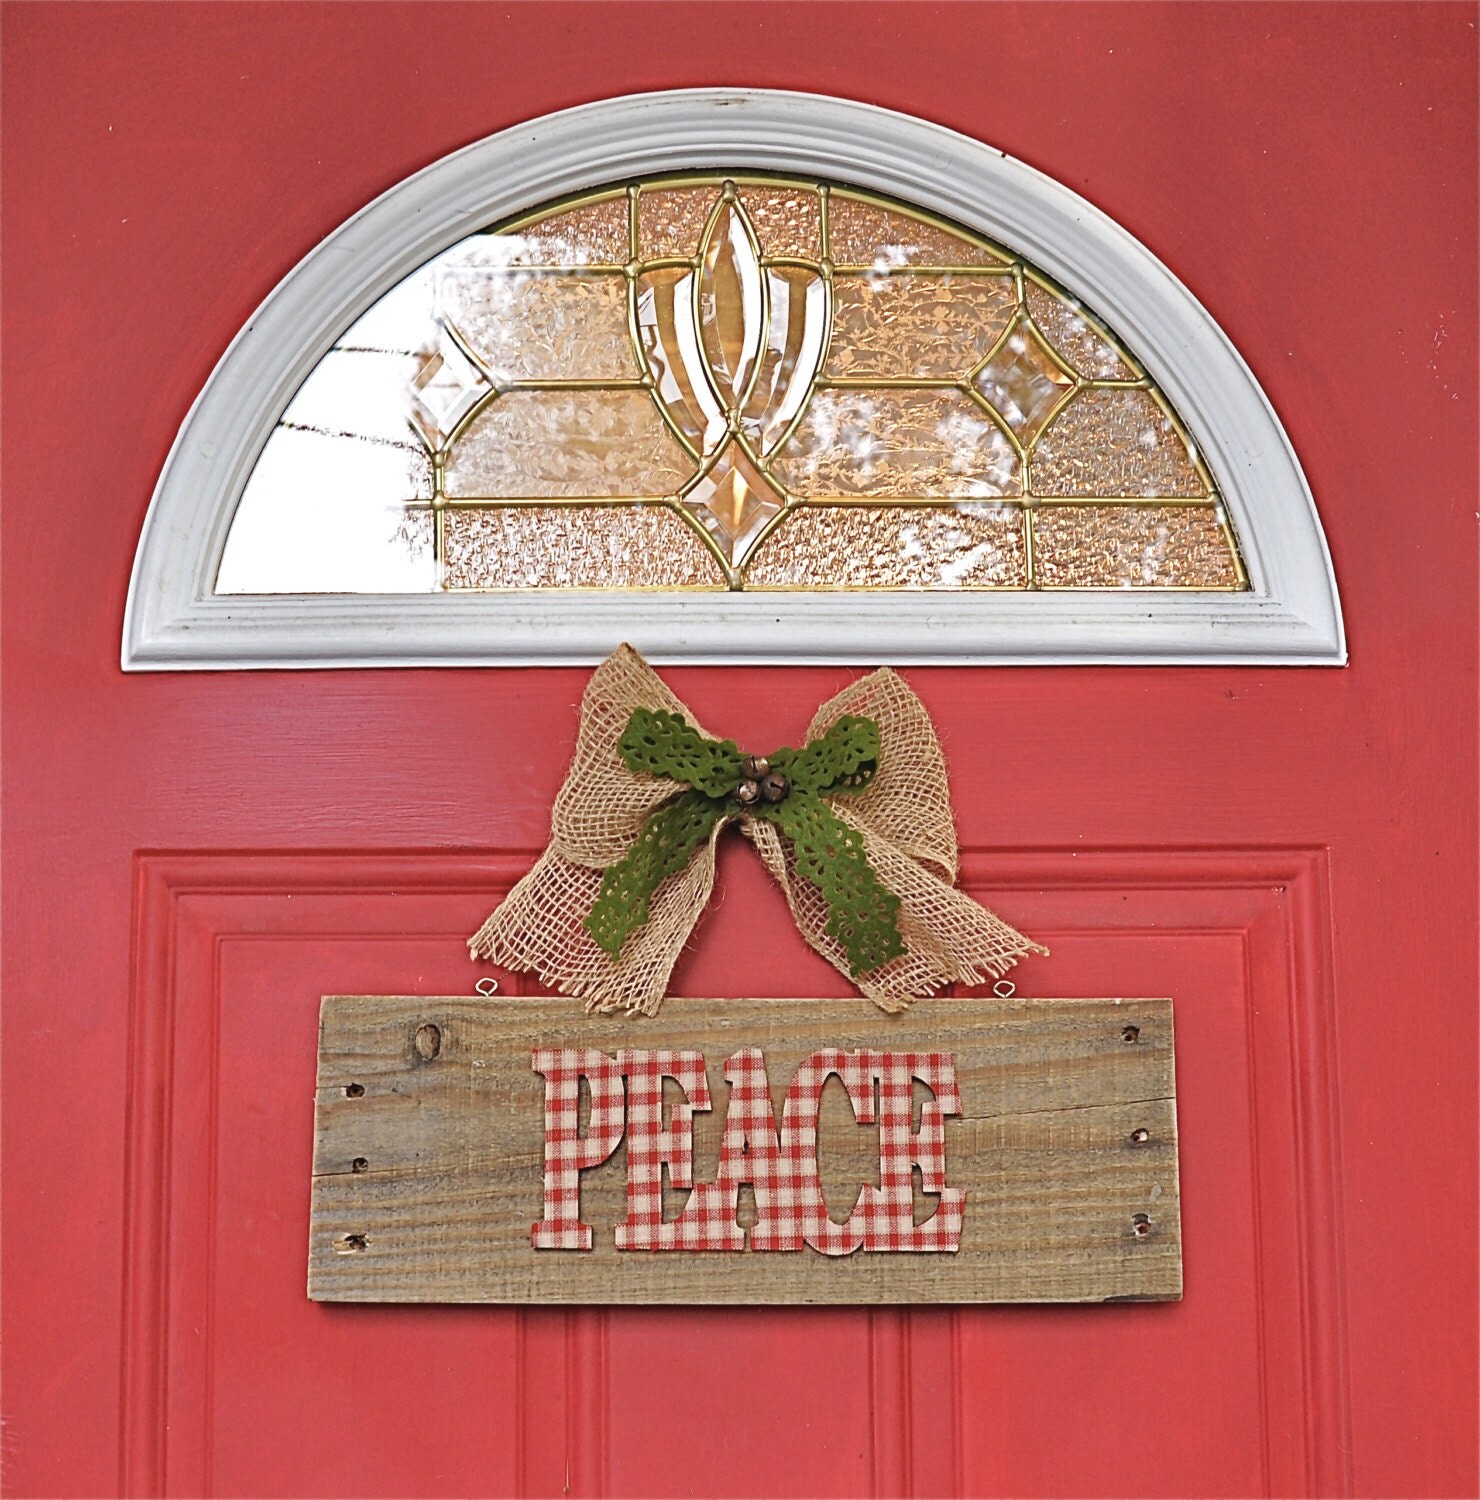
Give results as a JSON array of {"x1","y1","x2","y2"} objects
[
  {"x1": 584, "y1": 789, "x2": 728, "y2": 959},
  {"x1": 770, "y1": 792, "x2": 908, "y2": 978}
]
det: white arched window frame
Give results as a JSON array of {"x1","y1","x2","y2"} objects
[{"x1": 123, "y1": 90, "x2": 1344, "y2": 668}]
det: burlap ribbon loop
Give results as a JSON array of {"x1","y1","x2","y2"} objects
[{"x1": 469, "y1": 645, "x2": 1047, "y2": 1016}]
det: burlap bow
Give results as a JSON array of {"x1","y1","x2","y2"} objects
[{"x1": 469, "y1": 646, "x2": 1046, "y2": 1015}]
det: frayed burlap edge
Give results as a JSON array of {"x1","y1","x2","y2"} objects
[{"x1": 469, "y1": 645, "x2": 1046, "y2": 1015}]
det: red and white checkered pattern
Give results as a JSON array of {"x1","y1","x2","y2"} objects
[
  {"x1": 614, "y1": 1050, "x2": 711, "y2": 1250},
  {"x1": 530, "y1": 1045, "x2": 964, "y2": 1254},
  {"x1": 530, "y1": 1048, "x2": 625, "y2": 1250},
  {"x1": 851, "y1": 1052, "x2": 965, "y2": 1253},
  {"x1": 684, "y1": 1048, "x2": 965, "y2": 1256},
  {"x1": 670, "y1": 1046, "x2": 777, "y2": 1251}
]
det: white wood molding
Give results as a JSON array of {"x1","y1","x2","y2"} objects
[{"x1": 122, "y1": 89, "x2": 1345, "y2": 669}]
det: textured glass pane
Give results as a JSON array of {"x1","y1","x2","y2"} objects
[
  {"x1": 443, "y1": 505, "x2": 722, "y2": 589},
  {"x1": 444, "y1": 389, "x2": 693, "y2": 497},
  {"x1": 638, "y1": 185, "x2": 718, "y2": 259},
  {"x1": 1033, "y1": 504, "x2": 1239, "y2": 588},
  {"x1": 826, "y1": 273, "x2": 1015, "y2": 379},
  {"x1": 746, "y1": 503, "x2": 1026, "y2": 588},
  {"x1": 492, "y1": 196, "x2": 629, "y2": 266},
  {"x1": 828, "y1": 194, "x2": 1004, "y2": 268},
  {"x1": 1026, "y1": 283, "x2": 1136, "y2": 381},
  {"x1": 439, "y1": 271, "x2": 635, "y2": 382},
  {"x1": 775, "y1": 389, "x2": 1020, "y2": 498},
  {"x1": 1032, "y1": 389, "x2": 1205, "y2": 498},
  {"x1": 218, "y1": 427, "x2": 435, "y2": 593},
  {"x1": 738, "y1": 185, "x2": 822, "y2": 260}
]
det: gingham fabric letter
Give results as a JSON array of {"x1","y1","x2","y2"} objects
[{"x1": 531, "y1": 1048, "x2": 626, "y2": 1250}]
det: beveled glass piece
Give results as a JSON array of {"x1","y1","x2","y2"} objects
[
  {"x1": 1026, "y1": 283, "x2": 1135, "y2": 381},
  {"x1": 438, "y1": 270, "x2": 635, "y2": 383},
  {"x1": 743, "y1": 267, "x2": 830, "y2": 454},
  {"x1": 410, "y1": 331, "x2": 492, "y2": 449},
  {"x1": 444, "y1": 389, "x2": 691, "y2": 497},
  {"x1": 746, "y1": 502, "x2": 1026, "y2": 589},
  {"x1": 635, "y1": 266, "x2": 725, "y2": 454},
  {"x1": 826, "y1": 273, "x2": 1016, "y2": 379},
  {"x1": 443, "y1": 505, "x2": 723, "y2": 589},
  {"x1": 697, "y1": 202, "x2": 766, "y2": 408},
  {"x1": 827, "y1": 193, "x2": 1005, "y2": 268},
  {"x1": 1032, "y1": 389, "x2": 1206, "y2": 498},
  {"x1": 680, "y1": 442, "x2": 785, "y2": 568},
  {"x1": 1033, "y1": 504, "x2": 1239, "y2": 588},
  {"x1": 775, "y1": 389, "x2": 1021, "y2": 498},
  {"x1": 974, "y1": 315, "x2": 1076, "y2": 441}
]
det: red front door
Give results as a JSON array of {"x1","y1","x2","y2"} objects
[{"x1": 4, "y1": 5, "x2": 1475, "y2": 1497}]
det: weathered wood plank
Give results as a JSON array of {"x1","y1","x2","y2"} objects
[{"x1": 309, "y1": 997, "x2": 1181, "y2": 1304}]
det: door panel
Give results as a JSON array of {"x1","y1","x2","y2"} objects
[{"x1": 124, "y1": 849, "x2": 1339, "y2": 1497}]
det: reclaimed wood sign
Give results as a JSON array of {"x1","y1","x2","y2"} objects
[{"x1": 309, "y1": 997, "x2": 1181, "y2": 1304}]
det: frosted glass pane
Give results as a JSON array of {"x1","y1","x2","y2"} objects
[
  {"x1": 443, "y1": 506, "x2": 722, "y2": 589},
  {"x1": 746, "y1": 504, "x2": 1026, "y2": 588},
  {"x1": 1026, "y1": 283, "x2": 1136, "y2": 381},
  {"x1": 775, "y1": 389, "x2": 1020, "y2": 498},
  {"x1": 738, "y1": 185, "x2": 822, "y2": 259},
  {"x1": 440, "y1": 272, "x2": 635, "y2": 382},
  {"x1": 827, "y1": 194, "x2": 1005, "y2": 268},
  {"x1": 444, "y1": 390, "x2": 691, "y2": 498},
  {"x1": 638, "y1": 186, "x2": 717, "y2": 259},
  {"x1": 492, "y1": 196, "x2": 629, "y2": 265},
  {"x1": 1033, "y1": 389, "x2": 1206, "y2": 498},
  {"x1": 826, "y1": 273, "x2": 1016, "y2": 379},
  {"x1": 1033, "y1": 504, "x2": 1239, "y2": 588}
]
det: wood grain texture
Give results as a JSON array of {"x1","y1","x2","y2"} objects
[{"x1": 310, "y1": 996, "x2": 1180, "y2": 1304}]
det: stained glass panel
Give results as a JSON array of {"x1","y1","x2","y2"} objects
[{"x1": 219, "y1": 173, "x2": 1246, "y2": 595}]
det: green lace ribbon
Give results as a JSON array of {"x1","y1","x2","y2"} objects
[{"x1": 585, "y1": 707, "x2": 908, "y2": 978}]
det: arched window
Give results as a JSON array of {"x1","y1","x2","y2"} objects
[{"x1": 124, "y1": 91, "x2": 1343, "y2": 667}]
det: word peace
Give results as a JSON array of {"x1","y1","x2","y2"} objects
[{"x1": 532, "y1": 1047, "x2": 964, "y2": 1256}]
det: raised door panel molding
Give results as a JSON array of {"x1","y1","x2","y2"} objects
[
  {"x1": 121, "y1": 848, "x2": 1349, "y2": 1496},
  {"x1": 122, "y1": 91, "x2": 1344, "y2": 669}
]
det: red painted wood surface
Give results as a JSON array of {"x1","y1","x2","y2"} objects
[{"x1": 2, "y1": 4, "x2": 1475, "y2": 1496}]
